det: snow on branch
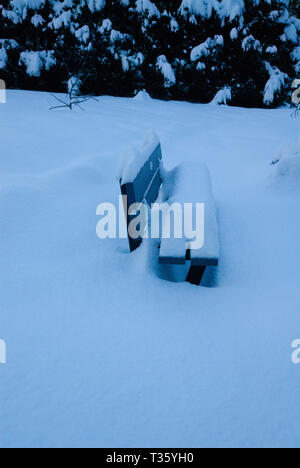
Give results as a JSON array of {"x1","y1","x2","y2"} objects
[
  {"x1": 0, "y1": 47, "x2": 8, "y2": 69},
  {"x1": 179, "y1": 0, "x2": 245, "y2": 22},
  {"x1": 263, "y1": 62, "x2": 288, "y2": 106},
  {"x1": 135, "y1": 0, "x2": 160, "y2": 17},
  {"x1": 291, "y1": 47, "x2": 300, "y2": 74},
  {"x1": 242, "y1": 35, "x2": 262, "y2": 52},
  {"x1": 191, "y1": 35, "x2": 224, "y2": 62},
  {"x1": 156, "y1": 55, "x2": 176, "y2": 87},
  {"x1": 48, "y1": 11, "x2": 72, "y2": 30},
  {"x1": 2, "y1": 8, "x2": 21, "y2": 24},
  {"x1": 19, "y1": 50, "x2": 56, "y2": 76},
  {"x1": 31, "y1": 13, "x2": 45, "y2": 27},
  {"x1": 121, "y1": 52, "x2": 144, "y2": 72},
  {"x1": 75, "y1": 25, "x2": 90, "y2": 43},
  {"x1": 284, "y1": 23, "x2": 298, "y2": 43},
  {"x1": 179, "y1": 0, "x2": 213, "y2": 18},
  {"x1": 11, "y1": 0, "x2": 45, "y2": 16},
  {"x1": 87, "y1": 0, "x2": 106, "y2": 13},
  {"x1": 0, "y1": 39, "x2": 18, "y2": 49}
]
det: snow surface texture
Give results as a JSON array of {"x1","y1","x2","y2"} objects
[{"x1": 1, "y1": 91, "x2": 300, "y2": 448}]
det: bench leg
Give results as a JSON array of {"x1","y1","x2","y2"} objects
[{"x1": 186, "y1": 266, "x2": 206, "y2": 286}]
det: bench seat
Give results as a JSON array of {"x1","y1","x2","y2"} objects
[{"x1": 159, "y1": 162, "x2": 219, "y2": 285}]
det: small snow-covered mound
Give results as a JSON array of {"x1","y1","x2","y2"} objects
[
  {"x1": 270, "y1": 140, "x2": 300, "y2": 190},
  {"x1": 133, "y1": 89, "x2": 152, "y2": 102}
]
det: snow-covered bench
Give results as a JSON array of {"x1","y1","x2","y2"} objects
[{"x1": 119, "y1": 133, "x2": 219, "y2": 286}]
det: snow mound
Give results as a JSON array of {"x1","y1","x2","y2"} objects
[
  {"x1": 270, "y1": 140, "x2": 300, "y2": 190},
  {"x1": 133, "y1": 89, "x2": 152, "y2": 102}
]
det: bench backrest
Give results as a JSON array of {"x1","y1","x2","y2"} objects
[{"x1": 120, "y1": 134, "x2": 162, "y2": 251}]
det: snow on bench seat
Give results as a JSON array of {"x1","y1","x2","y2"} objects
[{"x1": 159, "y1": 162, "x2": 219, "y2": 267}]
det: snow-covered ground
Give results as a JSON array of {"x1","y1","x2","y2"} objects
[{"x1": 1, "y1": 91, "x2": 300, "y2": 448}]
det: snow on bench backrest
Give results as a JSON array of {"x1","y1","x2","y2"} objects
[
  {"x1": 120, "y1": 131, "x2": 162, "y2": 201},
  {"x1": 119, "y1": 132, "x2": 162, "y2": 251},
  {"x1": 159, "y1": 162, "x2": 219, "y2": 265}
]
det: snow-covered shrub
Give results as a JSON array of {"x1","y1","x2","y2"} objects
[
  {"x1": 50, "y1": 75, "x2": 98, "y2": 110},
  {"x1": 68, "y1": 76, "x2": 81, "y2": 97},
  {"x1": 211, "y1": 87, "x2": 232, "y2": 105}
]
